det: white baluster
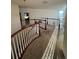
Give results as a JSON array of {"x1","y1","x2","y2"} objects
[
  {"x1": 15, "y1": 35, "x2": 21, "y2": 58},
  {"x1": 25, "y1": 30, "x2": 28, "y2": 47},
  {"x1": 17, "y1": 33, "x2": 22, "y2": 57},
  {"x1": 27, "y1": 31, "x2": 29, "y2": 45},
  {"x1": 21, "y1": 31, "x2": 25, "y2": 51},
  {"x1": 12, "y1": 37, "x2": 18, "y2": 59},
  {"x1": 11, "y1": 45, "x2": 15, "y2": 59},
  {"x1": 22, "y1": 30, "x2": 25, "y2": 50},
  {"x1": 28, "y1": 31, "x2": 30, "y2": 44},
  {"x1": 20, "y1": 32, "x2": 23, "y2": 54},
  {"x1": 23, "y1": 29, "x2": 26, "y2": 49},
  {"x1": 24, "y1": 29, "x2": 26, "y2": 48},
  {"x1": 29, "y1": 31, "x2": 31, "y2": 43}
]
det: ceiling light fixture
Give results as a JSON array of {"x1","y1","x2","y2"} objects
[
  {"x1": 24, "y1": 0, "x2": 26, "y2": 1},
  {"x1": 43, "y1": 1, "x2": 48, "y2": 4}
]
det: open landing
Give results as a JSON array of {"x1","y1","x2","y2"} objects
[{"x1": 22, "y1": 25, "x2": 55, "y2": 59}]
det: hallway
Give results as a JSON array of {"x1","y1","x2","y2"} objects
[
  {"x1": 22, "y1": 25, "x2": 55, "y2": 59},
  {"x1": 11, "y1": 0, "x2": 67, "y2": 59}
]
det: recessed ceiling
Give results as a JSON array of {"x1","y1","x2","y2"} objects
[{"x1": 12, "y1": 0, "x2": 66, "y2": 9}]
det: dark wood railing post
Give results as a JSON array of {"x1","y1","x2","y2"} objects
[
  {"x1": 45, "y1": 20, "x2": 47, "y2": 30},
  {"x1": 39, "y1": 23, "x2": 40, "y2": 36}
]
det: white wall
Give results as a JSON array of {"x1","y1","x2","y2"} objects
[
  {"x1": 20, "y1": 8, "x2": 58, "y2": 25},
  {"x1": 20, "y1": 8, "x2": 59, "y2": 19},
  {"x1": 28, "y1": 9, "x2": 59, "y2": 19},
  {"x1": 11, "y1": 3, "x2": 21, "y2": 34},
  {"x1": 20, "y1": 5, "x2": 66, "y2": 25}
]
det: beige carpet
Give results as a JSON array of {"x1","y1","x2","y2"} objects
[{"x1": 22, "y1": 25, "x2": 55, "y2": 59}]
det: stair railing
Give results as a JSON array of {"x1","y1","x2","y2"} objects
[
  {"x1": 41, "y1": 25, "x2": 58, "y2": 59},
  {"x1": 39, "y1": 19, "x2": 47, "y2": 30},
  {"x1": 11, "y1": 23, "x2": 40, "y2": 59},
  {"x1": 41, "y1": 19, "x2": 59, "y2": 59}
]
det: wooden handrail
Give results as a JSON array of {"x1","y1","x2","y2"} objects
[
  {"x1": 11, "y1": 22, "x2": 40, "y2": 37},
  {"x1": 30, "y1": 18, "x2": 58, "y2": 30},
  {"x1": 42, "y1": 18, "x2": 59, "y2": 20},
  {"x1": 28, "y1": 19, "x2": 47, "y2": 30}
]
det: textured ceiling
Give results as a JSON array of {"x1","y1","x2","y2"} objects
[{"x1": 12, "y1": 0, "x2": 66, "y2": 9}]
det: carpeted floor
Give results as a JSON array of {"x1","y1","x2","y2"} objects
[{"x1": 22, "y1": 25, "x2": 55, "y2": 59}]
